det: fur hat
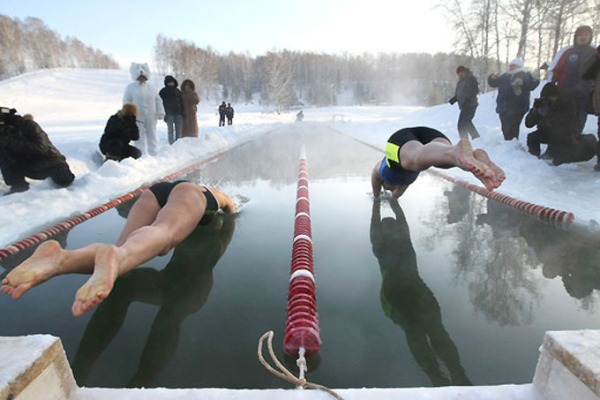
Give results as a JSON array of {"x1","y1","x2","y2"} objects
[
  {"x1": 129, "y1": 62, "x2": 151, "y2": 81},
  {"x1": 509, "y1": 58, "x2": 524, "y2": 68},
  {"x1": 181, "y1": 79, "x2": 195, "y2": 91},
  {"x1": 120, "y1": 103, "x2": 138, "y2": 118},
  {"x1": 541, "y1": 82, "x2": 559, "y2": 97}
]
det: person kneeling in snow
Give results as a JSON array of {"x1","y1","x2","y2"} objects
[
  {"x1": 371, "y1": 126, "x2": 505, "y2": 199},
  {"x1": 0, "y1": 107, "x2": 75, "y2": 195},
  {"x1": 525, "y1": 82, "x2": 597, "y2": 166},
  {"x1": 99, "y1": 104, "x2": 142, "y2": 162}
]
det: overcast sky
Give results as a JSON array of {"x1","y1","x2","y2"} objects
[{"x1": 3, "y1": 0, "x2": 454, "y2": 67}]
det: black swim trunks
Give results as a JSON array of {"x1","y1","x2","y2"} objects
[
  {"x1": 379, "y1": 127, "x2": 449, "y2": 185},
  {"x1": 148, "y1": 180, "x2": 219, "y2": 225}
]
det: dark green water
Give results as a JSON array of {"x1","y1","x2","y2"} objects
[{"x1": 1, "y1": 125, "x2": 600, "y2": 389}]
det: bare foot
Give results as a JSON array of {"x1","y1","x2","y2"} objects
[
  {"x1": 71, "y1": 244, "x2": 119, "y2": 317},
  {"x1": 1, "y1": 240, "x2": 65, "y2": 299},
  {"x1": 454, "y1": 139, "x2": 497, "y2": 191},
  {"x1": 473, "y1": 148, "x2": 506, "y2": 188}
]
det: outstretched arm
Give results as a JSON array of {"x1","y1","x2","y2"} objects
[
  {"x1": 371, "y1": 162, "x2": 383, "y2": 198},
  {"x1": 210, "y1": 187, "x2": 237, "y2": 213}
]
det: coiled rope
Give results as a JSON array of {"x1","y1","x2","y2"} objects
[{"x1": 258, "y1": 331, "x2": 343, "y2": 400}]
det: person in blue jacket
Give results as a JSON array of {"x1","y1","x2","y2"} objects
[{"x1": 488, "y1": 58, "x2": 540, "y2": 141}]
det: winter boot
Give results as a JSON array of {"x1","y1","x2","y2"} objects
[{"x1": 4, "y1": 182, "x2": 30, "y2": 195}]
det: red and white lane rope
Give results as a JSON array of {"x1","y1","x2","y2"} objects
[
  {"x1": 283, "y1": 146, "x2": 321, "y2": 378},
  {"x1": 258, "y1": 147, "x2": 341, "y2": 399},
  {"x1": 0, "y1": 150, "x2": 230, "y2": 261},
  {"x1": 351, "y1": 137, "x2": 593, "y2": 234}
]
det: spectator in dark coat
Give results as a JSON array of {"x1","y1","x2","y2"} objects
[
  {"x1": 99, "y1": 104, "x2": 142, "y2": 162},
  {"x1": 0, "y1": 108, "x2": 75, "y2": 195},
  {"x1": 582, "y1": 43, "x2": 600, "y2": 171},
  {"x1": 158, "y1": 75, "x2": 184, "y2": 144},
  {"x1": 225, "y1": 103, "x2": 234, "y2": 125},
  {"x1": 218, "y1": 101, "x2": 227, "y2": 127},
  {"x1": 525, "y1": 82, "x2": 597, "y2": 166},
  {"x1": 488, "y1": 58, "x2": 540, "y2": 141},
  {"x1": 449, "y1": 66, "x2": 480, "y2": 140},
  {"x1": 548, "y1": 25, "x2": 597, "y2": 133}
]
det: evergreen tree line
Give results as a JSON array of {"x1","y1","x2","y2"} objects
[
  {"x1": 154, "y1": 0, "x2": 600, "y2": 108},
  {"x1": 0, "y1": 15, "x2": 119, "y2": 79},
  {"x1": 154, "y1": 35, "x2": 479, "y2": 109},
  {"x1": 2, "y1": 0, "x2": 599, "y2": 108}
]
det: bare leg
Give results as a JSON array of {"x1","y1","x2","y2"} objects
[
  {"x1": 473, "y1": 148, "x2": 506, "y2": 187},
  {"x1": 454, "y1": 139, "x2": 499, "y2": 191},
  {"x1": 400, "y1": 138, "x2": 500, "y2": 191},
  {"x1": 71, "y1": 183, "x2": 207, "y2": 316},
  {"x1": 1, "y1": 240, "x2": 100, "y2": 299},
  {"x1": 72, "y1": 244, "x2": 120, "y2": 316}
]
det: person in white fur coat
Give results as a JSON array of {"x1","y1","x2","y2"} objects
[{"x1": 123, "y1": 63, "x2": 165, "y2": 156}]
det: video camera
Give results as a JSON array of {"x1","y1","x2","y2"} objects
[{"x1": 0, "y1": 107, "x2": 20, "y2": 128}]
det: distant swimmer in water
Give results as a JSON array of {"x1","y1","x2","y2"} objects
[
  {"x1": 1, "y1": 181, "x2": 236, "y2": 317},
  {"x1": 371, "y1": 126, "x2": 505, "y2": 199}
]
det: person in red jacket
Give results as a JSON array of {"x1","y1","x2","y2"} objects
[{"x1": 548, "y1": 25, "x2": 596, "y2": 133}]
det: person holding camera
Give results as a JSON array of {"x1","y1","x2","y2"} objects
[
  {"x1": 488, "y1": 58, "x2": 539, "y2": 141},
  {"x1": 525, "y1": 82, "x2": 597, "y2": 166},
  {"x1": 99, "y1": 104, "x2": 142, "y2": 162},
  {"x1": 0, "y1": 107, "x2": 75, "y2": 195}
]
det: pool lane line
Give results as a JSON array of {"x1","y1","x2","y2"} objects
[
  {"x1": 284, "y1": 145, "x2": 321, "y2": 378},
  {"x1": 348, "y1": 136, "x2": 599, "y2": 237},
  {"x1": 257, "y1": 146, "x2": 341, "y2": 398},
  {"x1": 0, "y1": 148, "x2": 234, "y2": 261}
]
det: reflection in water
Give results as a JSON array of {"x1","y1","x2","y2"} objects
[
  {"x1": 199, "y1": 127, "x2": 379, "y2": 186},
  {"x1": 444, "y1": 186, "x2": 470, "y2": 224},
  {"x1": 72, "y1": 214, "x2": 236, "y2": 388},
  {"x1": 478, "y1": 199, "x2": 600, "y2": 303},
  {"x1": 519, "y1": 213, "x2": 600, "y2": 302},
  {"x1": 369, "y1": 198, "x2": 471, "y2": 387},
  {"x1": 426, "y1": 188, "x2": 543, "y2": 326}
]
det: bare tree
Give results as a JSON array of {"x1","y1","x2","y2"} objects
[{"x1": 261, "y1": 51, "x2": 297, "y2": 112}]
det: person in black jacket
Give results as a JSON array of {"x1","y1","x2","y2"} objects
[
  {"x1": 525, "y1": 82, "x2": 597, "y2": 166},
  {"x1": 0, "y1": 107, "x2": 75, "y2": 195},
  {"x1": 449, "y1": 66, "x2": 481, "y2": 140},
  {"x1": 225, "y1": 103, "x2": 234, "y2": 125},
  {"x1": 99, "y1": 104, "x2": 142, "y2": 162},
  {"x1": 218, "y1": 101, "x2": 227, "y2": 126},
  {"x1": 158, "y1": 75, "x2": 184, "y2": 144}
]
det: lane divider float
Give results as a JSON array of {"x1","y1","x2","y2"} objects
[
  {"x1": 350, "y1": 136, "x2": 597, "y2": 236},
  {"x1": 0, "y1": 148, "x2": 233, "y2": 261}
]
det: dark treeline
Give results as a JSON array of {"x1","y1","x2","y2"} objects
[
  {"x1": 0, "y1": 14, "x2": 119, "y2": 79},
  {"x1": 2, "y1": 0, "x2": 600, "y2": 109},
  {"x1": 155, "y1": 34, "x2": 480, "y2": 109},
  {"x1": 155, "y1": 0, "x2": 600, "y2": 108}
]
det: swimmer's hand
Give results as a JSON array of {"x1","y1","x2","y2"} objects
[{"x1": 229, "y1": 194, "x2": 249, "y2": 213}]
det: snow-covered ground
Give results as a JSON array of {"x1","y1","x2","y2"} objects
[{"x1": 0, "y1": 67, "x2": 599, "y2": 250}]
